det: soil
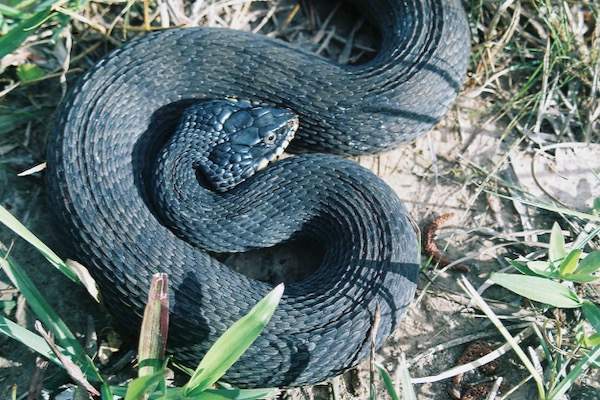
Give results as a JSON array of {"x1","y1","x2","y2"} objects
[{"x1": 1, "y1": 1, "x2": 599, "y2": 399}]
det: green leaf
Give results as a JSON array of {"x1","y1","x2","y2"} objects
[
  {"x1": 490, "y1": 273, "x2": 582, "y2": 308},
  {"x1": 16, "y1": 63, "x2": 45, "y2": 81},
  {"x1": 124, "y1": 369, "x2": 165, "y2": 400},
  {"x1": 187, "y1": 392, "x2": 232, "y2": 400},
  {"x1": 584, "y1": 333, "x2": 600, "y2": 347},
  {"x1": 0, "y1": 109, "x2": 43, "y2": 137},
  {"x1": 183, "y1": 284, "x2": 284, "y2": 396},
  {"x1": 526, "y1": 260, "x2": 558, "y2": 278},
  {"x1": 0, "y1": 3, "x2": 31, "y2": 19},
  {"x1": 549, "y1": 222, "x2": 567, "y2": 265},
  {"x1": 506, "y1": 258, "x2": 541, "y2": 276},
  {"x1": 0, "y1": 7, "x2": 52, "y2": 59},
  {"x1": 203, "y1": 388, "x2": 279, "y2": 399},
  {"x1": 564, "y1": 274, "x2": 600, "y2": 283},
  {"x1": 0, "y1": 315, "x2": 62, "y2": 365},
  {"x1": 582, "y1": 301, "x2": 600, "y2": 336},
  {"x1": 397, "y1": 360, "x2": 417, "y2": 400},
  {"x1": 546, "y1": 344, "x2": 600, "y2": 399},
  {"x1": 0, "y1": 248, "x2": 105, "y2": 387},
  {"x1": 493, "y1": 194, "x2": 600, "y2": 223},
  {"x1": 0, "y1": 205, "x2": 79, "y2": 283},
  {"x1": 574, "y1": 251, "x2": 600, "y2": 275},
  {"x1": 559, "y1": 249, "x2": 582, "y2": 277},
  {"x1": 375, "y1": 363, "x2": 399, "y2": 400}
]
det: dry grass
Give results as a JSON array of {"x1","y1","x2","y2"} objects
[{"x1": 1, "y1": 1, "x2": 599, "y2": 399}]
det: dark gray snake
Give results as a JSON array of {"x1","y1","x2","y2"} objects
[{"x1": 46, "y1": 0, "x2": 469, "y2": 388}]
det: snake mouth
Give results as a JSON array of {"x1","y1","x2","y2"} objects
[{"x1": 256, "y1": 131, "x2": 296, "y2": 172}]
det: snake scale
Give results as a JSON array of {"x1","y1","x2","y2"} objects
[{"x1": 45, "y1": 0, "x2": 469, "y2": 388}]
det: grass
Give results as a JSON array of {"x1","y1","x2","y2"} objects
[
  {"x1": 1, "y1": 0, "x2": 599, "y2": 399},
  {"x1": 1, "y1": 202, "x2": 283, "y2": 399},
  {"x1": 468, "y1": 0, "x2": 599, "y2": 143}
]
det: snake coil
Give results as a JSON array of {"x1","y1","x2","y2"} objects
[{"x1": 46, "y1": 0, "x2": 469, "y2": 387}]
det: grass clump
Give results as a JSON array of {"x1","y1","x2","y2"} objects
[
  {"x1": 460, "y1": 221, "x2": 600, "y2": 399},
  {"x1": 469, "y1": 0, "x2": 599, "y2": 142},
  {"x1": 1, "y1": 205, "x2": 282, "y2": 399}
]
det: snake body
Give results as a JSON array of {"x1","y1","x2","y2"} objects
[{"x1": 46, "y1": 0, "x2": 469, "y2": 387}]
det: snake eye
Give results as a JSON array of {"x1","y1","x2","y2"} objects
[{"x1": 263, "y1": 131, "x2": 277, "y2": 145}]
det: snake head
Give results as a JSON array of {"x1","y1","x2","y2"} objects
[{"x1": 174, "y1": 99, "x2": 298, "y2": 192}]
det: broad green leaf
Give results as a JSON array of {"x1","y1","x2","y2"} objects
[
  {"x1": 16, "y1": 63, "x2": 45, "y2": 81},
  {"x1": 184, "y1": 284, "x2": 284, "y2": 396},
  {"x1": 574, "y1": 251, "x2": 600, "y2": 275},
  {"x1": 375, "y1": 363, "x2": 399, "y2": 400},
  {"x1": 526, "y1": 260, "x2": 556, "y2": 278},
  {"x1": 0, "y1": 205, "x2": 79, "y2": 283},
  {"x1": 559, "y1": 249, "x2": 582, "y2": 277},
  {"x1": 564, "y1": 274, "x2": 600, "y2": 283},
  {"x1": 0, "y1": 315, "x2": 61, "y2": 365},
  {"x1": 582, "y1": 301, "x2": 600, "y2": 336},
  {"x1": 491, "y1": 273, "x2": 582, "y2": 308},
  {"x1": 549, "y1": 222, "x2": 567, "y2": 265},
  {"x1": 124, "y1": 369, "x2": 165, "y2": 400},
  {"x1": 0, "y1": 7, "x2": 52, "y2": 59}
]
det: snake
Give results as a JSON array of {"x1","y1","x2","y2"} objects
[{"x1": 45, "y1": 0, "x2": 469, "y2": 388}]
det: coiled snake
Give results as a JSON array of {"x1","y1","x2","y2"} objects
[{"x1": 46, "y1": 0, "x2": 469, "y2": 388}]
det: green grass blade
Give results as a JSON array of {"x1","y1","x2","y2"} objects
[
  {"x1": 490, "y1": 273, "x2": 582, "y2": 308},
  {"x1": 0, "y1": 7, "x2": 52, "y2": 59},
  {"x1": 459, "y1": 277, "x2": 546, "y2": 397},
  {"x1": 582, "y1": 301, "x2": 600, "y2": 335},
  {"x1": 0, "y1": 248, "x2": 102, "y2": 384},
  {"x1": 203, "y1": 388, "x2": 279, "y2": 399},
  {"x1": 574, "y1": 251, "x2": 600, "y2": 275},
  {"x1": 494, "y1": 195, "x2": 600, "y2": 223},
  {"x1": 563, "y1": 274, "x2": 600, "y2": 283},
  {"x1": 547, "y1": 344, "x2": 600, "y2": 399},
  {"x1": 506, "y1": 258, "x2": 541, "y2": 276},
  {"x1": 398, "y1": 358, "x2": 417, "y2": 400},
  {"x1": 526, "y1": 260, "x2": 557, "y2": 278},
  {"x1": 374, "y1": 362, "x2": 399, "y2": 400},
  {"x1": 0, "y1": 3, "x2": 32, "y2": 18},
  {"x1": 124, "y1": 369, "x2": 165, "y2": 400},
  {"x1": 0, "y1": 205, "x2": 79, "y2": 283},
  {"x1": 0, "y1": 315, "x2": 61, "y2": 365},
  {"x1": 184, "y1": 284, "x2": 284, "y2": 396},
  {"x1": 187, "y1": 392, "x2": 232, "y2": 400},
  {"x1": 0, "y1": 109, "x2": 43, "y2": 137},
  {"x1": 559, "y1": 249, "x2": 582, "y2": 276},
  {"x1": 549, "y1": 222, "x2": 567, "y2": 265}
]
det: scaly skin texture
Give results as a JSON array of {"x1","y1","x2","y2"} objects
[{"x1": 45, "y1": 0, "x2": 469, "y2": 388}]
